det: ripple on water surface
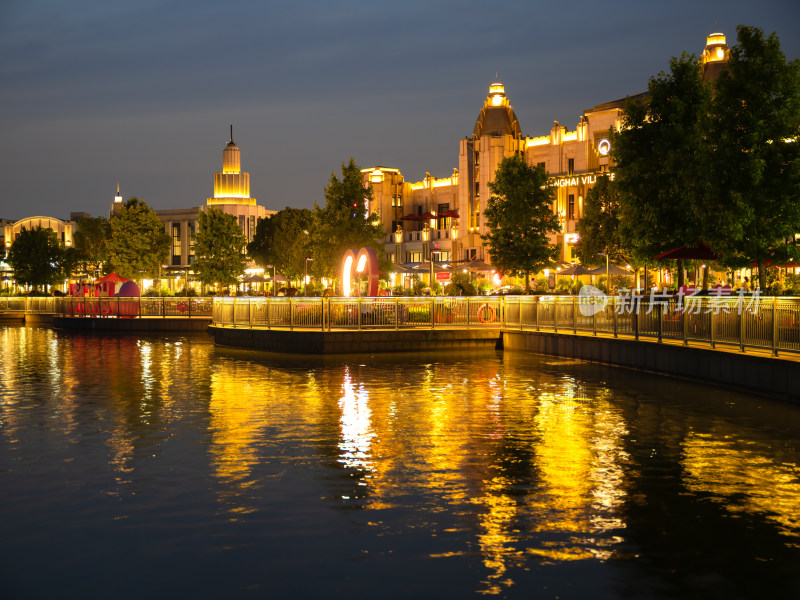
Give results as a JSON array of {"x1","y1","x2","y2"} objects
[{"x1": 1, "y1": 326, "x2": 800, "y2": 599}]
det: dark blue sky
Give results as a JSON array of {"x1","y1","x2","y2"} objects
[{"x1": 1, "y1": 0, "x2": 798, "y2": 220}]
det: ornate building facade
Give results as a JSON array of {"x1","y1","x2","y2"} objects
[{"x1": 364, "y1": 33, "x2": 730, "y2": 270}]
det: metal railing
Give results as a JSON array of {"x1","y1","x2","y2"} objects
[
  {"x1": 212, "y1": 294, "x2": 800, "y2": 357},
  {"x1": 53, "y1": 296, "x2": 213, "y2": 318},
  {"x1": 212, "y1": 296, "x2": 504, "y2": 331}
]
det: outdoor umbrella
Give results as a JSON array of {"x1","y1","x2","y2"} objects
[
  {"x1": 413, "y1": 261, "x2": 450, "y2": 274},
  {"x1": 560, "y1": 264, "x2": 595, "y2": 276},
  {"x1": 241, "y1": 274, "x2": 268, "y2": 283},
  {"x1": 587, "y1": 264, "x2": 632, "y2": 276},
  {"x1": 460, "y1": 259, "x2": 494, "y2": 272}
]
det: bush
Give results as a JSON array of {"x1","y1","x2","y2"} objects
[{"x1": 444, "y1": 272, "x2": 477, "y2": 296}]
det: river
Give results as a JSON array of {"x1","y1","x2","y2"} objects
[{"x1": 1, "y1": 325, "x2": 799, "y2": 599}]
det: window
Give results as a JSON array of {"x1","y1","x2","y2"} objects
[
  {"x1": 172, "y1": 223, "x2": 181, "y2": 266},
  {"x1": 188, "y1": 222, "x2": 196, "y2": 264},
  {"x1": 537, "y1": 161, "x2": 545, "y2": 169},
  {"x1": 437, "y1": 203, "x2": 450, "y2": 229},
  {"x1": 238, "y1": 215, "x2": 245, "y2": 232},
  {"x1": 249, "y1": 216, "x2": 255, "y2": 241},
  {"x1": 568, "y1": 158, "x2": 575, "y2": 175},
  {"x1": 406, "y1": 251, "x2": 422, "y2": 263},
  {"x1": 568, "y1": 194, "x2": 575, "y2": 221}
]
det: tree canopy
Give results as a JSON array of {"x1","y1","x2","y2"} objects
[
  {"x1": 574, "y1": 175, "x2": 626, "y2": 267},
  {"x1": 193, "y1": 207, "x2": 247, "y2": 290},
  {"x1": 309, "y1": 158, "x2": 385, "y2": 282},
  {"x1": 6, "y1": 226, "x2": 68, "y2": 291},
  {"x1": 704, "y1": 25, "x2": 800, "y2": 289},
  {"x1": 107, "y1": 198, "x2": 170, "y2": 280},
  {"x1": 613, "y1": 51, "x2": 712, "y2": 282},
  {"x1": 247, "y1": 207, "x2": 313, "y2": 283},
  {"x1": 72, "y1": 216, "x2": 111, "y2": 278},
  {"x1": 613, "y1": 26, "x2": 800, "y2": 290},
  {"x1": 481, "y1": 155, "x2": 560, "y2": 291}
]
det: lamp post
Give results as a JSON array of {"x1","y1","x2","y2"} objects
[{"x1": 304, "y1": 257, "x2": 313, "y2": 296}]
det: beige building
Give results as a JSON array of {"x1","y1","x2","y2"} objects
[
  {"x1": 3, "y1": 216, "x2": 75, "y2": 250},
  {"x1": 365, "y1": 33, "x2": 730, "y2": 269},
  {"x1": 112, "y1": 129, "x2": 275, "y2": 270}
]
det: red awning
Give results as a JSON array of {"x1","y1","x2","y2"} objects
[{"x1": 653, "y1": 243, "x2": 718, "y2": 260}]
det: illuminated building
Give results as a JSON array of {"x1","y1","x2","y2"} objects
[
  {"x1": 365, "y1": 34, "x2": 729, "y2": 268},
  {"x1": 3, "y1": 215, "x2": 75, "y2": 250},
  {"x1": 114, "y1": 128, "x2": 275, "y2": 271}
]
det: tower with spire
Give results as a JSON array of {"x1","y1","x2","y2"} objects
[{"x1": 207, "y1": 124, "x2": 255, "y2": 206}]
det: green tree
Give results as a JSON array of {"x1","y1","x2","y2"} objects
[
  {"x1": 193, "y1": 207, "x2": 247, "y2": 291},
  {"x1": 309, "y1": 158, "x2": 385, "y2": 282},
  {"x1": 248, "y1": 207, "x2": 313, "y2": 284},
  {"x1": 107, "y1": 198, "x2": 170, "y2": 280},
  {"x1": 575, "y1": 175, "x2": 626, "y2": 267},
  {"x1": 72, "y1": 216, "x2": 111, "y2": 278},
  {"x1": 613, "y1": 52, "x2": 712, "y2": 288},
  {"x1": 7, "y1": 226, "x2": 67, "y2": 292},
  {"x1": 481, "y1": 155, "x2": 560, "y2": 291},
  {"x1": 705, "y1": 26, "x2": 800, "y2": 290}
]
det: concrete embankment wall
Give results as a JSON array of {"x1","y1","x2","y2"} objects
[
  {"x1": 503, "y1": 330, "x2": 799, "y2": 401},
  {"x1": 53, "y1": 317, "x2": 212, "y2": 332},
  {"x1": 209, "y1": 326, "x2": 501, "y2": 354}
]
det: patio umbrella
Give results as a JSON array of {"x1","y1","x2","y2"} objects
[
  {"x1": 413, "y1": 261, "x2": 450, "y2": 273},
  {"x1": 461, "y1": 259, "x2": 494, "y2": 272},
  {"x1": 587, "y1": 264, "x2": 633, "y2": 276},
  {"x1": 242, "y1": 274, "x2": 268, "y2": 283},
  {"x1": 560, "y1": 264, "x2": 595, "y2": 276}
]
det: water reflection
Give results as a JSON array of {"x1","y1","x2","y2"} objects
[{"x1": 2, "y1": 327, "x2": 800, "y2": 599}]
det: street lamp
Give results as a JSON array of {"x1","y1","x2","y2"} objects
[{"x1": 304, "y1": 257, "x2": 313, "y2": 296}]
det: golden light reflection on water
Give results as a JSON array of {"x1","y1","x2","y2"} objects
[
  {"x1": 5, "y1": 328, "x2": 800, "y2": 597},
  {"x1": 682, "y1": 431, "x2": 800, "y2": 542}
]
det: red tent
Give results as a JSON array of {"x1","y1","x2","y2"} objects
[{"x1": 95, "y1": 272, "x2": 129, "y2": 283}]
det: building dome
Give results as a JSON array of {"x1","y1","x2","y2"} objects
[{"x1": 473, "y1": 82, "x2": 522, "y2": 139}]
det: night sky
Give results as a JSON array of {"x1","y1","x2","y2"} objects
[{"x1": 2, "y1": 0, "x2": 799, "y2": 221}]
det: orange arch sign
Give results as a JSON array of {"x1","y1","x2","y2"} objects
[{"x1": 341, "y1": 247, "x2": 379, "y2": 297}]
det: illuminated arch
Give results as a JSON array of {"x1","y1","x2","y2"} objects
[{"x1": 341, "y1": 247, "x2": 379, "y2": 297}]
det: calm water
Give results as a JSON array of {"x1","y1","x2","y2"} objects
[{"x1": 1, "y1": 326, "x2": 800, "y2": 599}]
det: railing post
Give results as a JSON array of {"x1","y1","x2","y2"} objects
[
  {"x1": 553, "y1": 298, "x2": 558, "y2": 333},
  {"x1": 633, "y1": 297, "x2": 639, "y2": 341},
  {"x1": 682, "y1": 302, "x2": 688, "y2": 345},
  {"x1": 395, "y1": 297, "x2": 399, "y2": 330},
  {"x1": 519, "y1": 297, "x2": 523, "y2": 331},
  {"x1": 138, "y1": 296, "x2": 141, "y2": 320},
  {"x1": 592, "y1": 297, "x2": 597, "y2": 336},
  {"x1": 740, "y1": 303, "x2": 746, "y2": 352},
  {"x1": 188, "y1": 296, "x2": 192, "y2": 318},
  {"x1": 772, "y1": 296, "x2": 779, "y2": 357},
  {"x1": 535, "y1": 296, "x2": 540, "y2": 331},
  {"x1": 657, "y1": 302, "x2": 663, "y2": 343},
  {"x1": 249, "y1": 298, "x2": 253, "y2": 328},
  {"x1": 467, "y1": 297, "x2": 470, "y2": 329},
  {"x1": 572, "y1": 296, "x2": 577, "y2": 334},
  {"x1": 358, "y1": 297, "x2": 362, "y2": 331},
  {"x1": 710, "y1": 307, "x2": 716, "y2": 349},
  {"x1": 290, "y1": 298, "x2": 294, "y2": 331}
]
